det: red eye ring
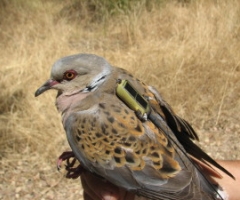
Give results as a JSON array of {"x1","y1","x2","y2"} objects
[{"x1": 63, "y1": 70, "x2": 77, "y2": 81}]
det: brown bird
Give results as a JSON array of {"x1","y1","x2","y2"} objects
[{"x1": 35, "y1": 53, "x2": 234, "y2": 200}]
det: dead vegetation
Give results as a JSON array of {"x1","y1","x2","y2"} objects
[{"x1": 0, "y1": 0, "x2": 239, "y2": 199}]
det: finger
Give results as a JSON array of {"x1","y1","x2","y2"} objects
[
  {"x1": 81, "y1": 173, "x2": 102, "y2": 200},
  {"x1": 119, "y1": 187, "x2": 135, "y2": 200},
  {"x1": 81, "y1": 171, "x2": 120, "y2": 200},
  {"x1": 83, "y1": 191, "x2": 95, "y2": 200}
]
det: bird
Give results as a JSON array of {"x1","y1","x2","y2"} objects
[{"x1": 35, "y1": 53, "x2": 234, "y2": 200}]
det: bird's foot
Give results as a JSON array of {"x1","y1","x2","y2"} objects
[
  {"x1": 57, "y1": 151, "x2": 75, "y2": 170},
  {"x1": 57, "y1": 151, "x2": 84, "y2": 179}
]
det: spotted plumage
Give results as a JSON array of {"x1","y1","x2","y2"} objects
[{"x1": 35, "y1": 53, "x2": 234, "y2": 200}]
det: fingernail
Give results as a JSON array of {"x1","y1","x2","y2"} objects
[{"x1": 101, "y1": 191, "x2": 117, "y2": 200}]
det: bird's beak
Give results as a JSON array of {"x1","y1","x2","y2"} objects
[{"x1": 35, "y1": 79, "x2": 59, "y2": 97}]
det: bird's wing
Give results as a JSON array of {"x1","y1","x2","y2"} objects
[
  {"x1": 146, "y1": 85, "x2": 234, "y2": 180},
  {"x1": 64, "y1": 92, "x2": 215, "y2": 200}
]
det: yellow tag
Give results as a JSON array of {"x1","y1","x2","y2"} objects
[{"x1": 116, "y1": 79, "x2": 150, "y2": 118}]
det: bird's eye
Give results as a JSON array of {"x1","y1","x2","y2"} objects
[{"x1": 63, "y1": 70, "x2": 77, "y2": 81}]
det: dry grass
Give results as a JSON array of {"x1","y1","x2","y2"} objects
[{"x1": 0, "y1": 0, "x2": 239, "y2": 199}]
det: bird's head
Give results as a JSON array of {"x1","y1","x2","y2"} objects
[{"x1": 35, "y1": 53, "x2": 112, "y2": 97}]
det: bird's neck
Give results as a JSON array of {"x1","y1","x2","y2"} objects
[{"x1": 56, "y1": 91, "x2": 90, "y2": 114}]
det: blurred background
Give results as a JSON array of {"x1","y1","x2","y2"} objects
[{"x1": 0, "y1": 0, "x2": 239, "y2": 199}]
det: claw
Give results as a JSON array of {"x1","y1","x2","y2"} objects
[
  {"x1": 57, "y1": 151, "x2": 75, "y2": 170},
  {"x1": 57, "y1": 151, "x2": 84, "y2": 179},
  {"x1": 66, "y1": 164, "x2": 84, "y2": 179}
]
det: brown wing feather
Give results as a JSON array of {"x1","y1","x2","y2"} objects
[{"x1": 146, "y1": 85, "x2": 234, "y2": 180}]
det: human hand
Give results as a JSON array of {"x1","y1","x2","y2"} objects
[
  {"x1": 81, "y1": 160, "x2": 240, "y2": 200},
  {"x1": 81, "y1": 170, "x2": 135, "y2": 200}
]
